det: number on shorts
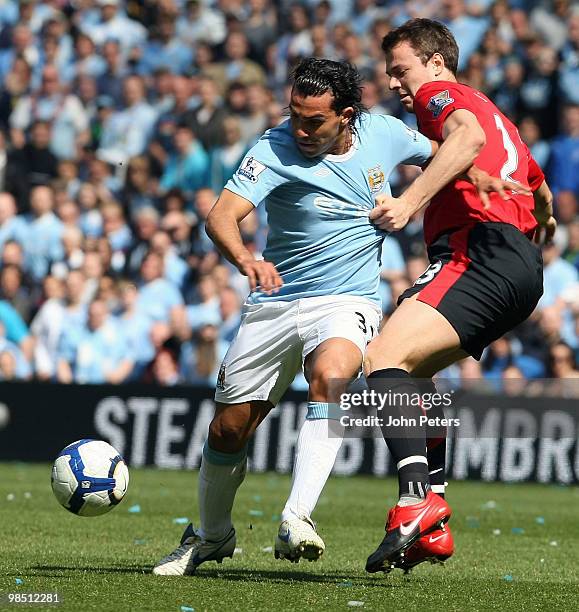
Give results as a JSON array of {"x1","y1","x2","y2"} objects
[
  {"x1": 494, "y1": 113, "x2": 519, "y2": 182},
  {"x1": 355, "y1": 311, "x2": 367, "y2": 334},
  {"x1": 413, "y1": 260, "x2": 443, "y2": 286}
]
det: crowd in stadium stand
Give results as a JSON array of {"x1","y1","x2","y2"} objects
[{"x1": 0, "y1": 0, "x2": 577, "y2": 387}]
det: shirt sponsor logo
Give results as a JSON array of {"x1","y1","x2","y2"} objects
[
  {"x1": 367, "y1": 165, "x2": 385, "y2": 193},
  {"x1": 237, "y1": 156, "x2": 266, "y2": 182},
  {"x1": 427, "y1": 90, "x2": 454, "y2": 118}
]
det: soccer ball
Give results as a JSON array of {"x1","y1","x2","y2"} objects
[{"x1": 51, "y1": 439, "x2": 129, "y2": 517}]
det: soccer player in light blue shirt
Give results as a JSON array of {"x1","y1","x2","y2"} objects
[
  {"x1": 153, "y1": 58, "x2": 436, "y2": 576},
  {"x1": 223, "y1": 110, "x2": 430, "y2": 305}
]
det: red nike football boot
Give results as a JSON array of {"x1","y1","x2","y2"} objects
[
  {"x1": 399, "y1": 524, "x2": 454, "y2": 573},
  {"x1": 365, "y1": 491, "x2": 452, "y2": 573}
]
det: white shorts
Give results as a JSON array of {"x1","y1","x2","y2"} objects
[{"x1": 215, "y1": 295, "x2": 381, "y2": 405}]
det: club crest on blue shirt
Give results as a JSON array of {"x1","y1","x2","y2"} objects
[
  {"x1": 427, "y1": 90, "x2": 454, "y2": 118},
  {"x1": 367, "y1": 165, "x2": 385, "y2": 193},
  {"x1": 237, "y1": 156, "x2": 267, "y2": 183}
]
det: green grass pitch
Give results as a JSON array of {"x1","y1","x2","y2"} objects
[{"x1": 1, "y1": 464, "x2": 578, "y2": 612}]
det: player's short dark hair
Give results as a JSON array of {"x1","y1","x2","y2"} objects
[
  {"x1": 291, "y1": 58, "x2": 367, "y2": 133},
  {"x1": 381, "y1": 18, "x2": 459, "y2": 75}
]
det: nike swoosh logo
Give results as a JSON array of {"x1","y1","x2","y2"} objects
[
  {"x1": 399, "y1": 507, "x2": 429, "y2": 536},
  {"x1": 429, "y1": 468, "x2": 443, "y2": 475},
  {"x1": 429, "y1": 534, "x2": 445, "y2": 543}
]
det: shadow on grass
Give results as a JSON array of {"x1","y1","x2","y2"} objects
[
  {"x1": 28, "y1": 565, "x2": 149, "y2": 576},
  {"x1": 28, "y1": 565, "x2": 401, "y2": 588}
]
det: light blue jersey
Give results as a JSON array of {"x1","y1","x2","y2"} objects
[{"x1": 224, "y1": 114, "x2": 431, "y2": 306}]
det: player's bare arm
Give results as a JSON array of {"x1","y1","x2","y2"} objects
[
  {"x1": 371, "y1": 109, "x2": 486, "y2": 231},
  {"x1": 206, "y1": 188, "x2": 283, "y2": 294},
  {"x1": 532, "y1": 180, "x2": 557, "y2": 245}
]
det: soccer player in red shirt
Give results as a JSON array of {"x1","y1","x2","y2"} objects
[{"x1": 364, "y1": 18, "x2": 556, "y2": 574}]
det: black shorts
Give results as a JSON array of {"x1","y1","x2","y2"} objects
[{"x1": 398, "y1": 222, "x2": 543, "y2": 360}]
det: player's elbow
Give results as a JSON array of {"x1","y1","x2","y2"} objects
[
  {"x1": 205, "y1": 209, "x2": 218, "y2": 242},
  {"x1": 464, "y1": 124, "x2": 486, "y2": 158}
]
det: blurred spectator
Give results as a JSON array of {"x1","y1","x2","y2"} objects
[
  {"x1": 159, "y1": 124, "x2": 210, "y2": 197},
  {"x1": 150, "y1": 345, "x2": 182, "y2": 386},
  {"x1": 64, "y1": 32, "x2": 107, "y2": 84},
  {"x1": 184, "y1": 273, "x2": 221, "y2": 333},
  {"x1": 442, "y1": 0, "x2": 489, "y2": 71},
  {"x1": 136, "y1": 250, "x2": 185, "y2": 324},
  {"x1": 559, "y1": 10, "x2": 579, "y2": 105},
  {"x1": 101, "y1": 200, "x2": 132, "y2": 254},
  {"x1": 539, "y1": 241, "x2": 578, "y2": 309},
  {"x1": 0, "y1": 23, "x2": 37, "y2": 82},
  {"x1": 150, "y1": 229, "x2": 189, "y2": 290},
  {"x1": 23, "y1": 185, "x2": 63, "y2": 282},
  {"x1": 51, "y1": 226, "x2": 85, "y2": 279},
  {"x1": 218, "y1": 286, "x2": 241, "y2": 343},
  {"x1": 547, "y1": 341, "x2": 579, "y2": 378},
  {"x1": 0, "y1": 56, "x2": 33, "y2": 133},
  {"x1": 203, "y1": 31, "x2": 267, "y2": 94},
  {"x1": 95, "y1": 39, "x2": 128, "y2": 107},
  {"x1": 10, "y1": 65, "x2": 89, "y2": 159},
  {"x1": 139, "y1": 15, "x2": 193, "y2": 76},
  {"x1": 0, "y1": 264, "x2": 32, "y2": 322},
  {"x1": 564, "y1": 217, "x2": 579, "y2": 272},
  {"x1": 149, "y1": 75, "x2": 196, "y2": 169},
  {"x1": 241, "y1": 83, "x2": 270, "y2": 143},
  {"x1": 0, "y1": 299, "x2": 33, "y2": 362},
  {"x1": 82, "y1": 0, "x2": 147, "y2": 59},
  {"x1": 530, "y1": 0, "x2": 572, "y2": 52},
  {"x1": 30, "y1": 274, "x2": 65, "y2": 380},
  {"x1": 180, "y1": 323, "x2": 228, "y2": 385},
  {"x1": 6, "y1": 120, "x2": 58, "y2": 211},
  {"x1": 125, "y1": 206, "x2": 160, "y2": 278},
  {"x1": 519, "y1": 115, "x2": 550, "y2": 169},
  {"x1": 244, "y1": 0, "x2": 277, "y2": 60},
  {"x1": 98, "y1": 75, "x2": 157, "y2": 166},
  {"x1": 548, "y1": 104, "x2": 579, "y2": 195},
  {"x1": 0, "y1": 192, "x2": 27, "y2": 249},
  {"x1": 183, "y1": 77, "x2": 228, "y2": 151},
  {"x1": 77, "y1": 183, "x2": 104, "y2": 238},
  {"x1": 176, "y1": 0, "x2": 227, "y2": 47},
  {"x1": 0, "y1": 320, "x2": 31, "y2": 380},
  {"x1": 121, "y1": 156, "x2": 158, "y2": 213},
  {"x1": 209, "y1": 115, "x2": 248, "y2": 192},
  {"x1": 116, "y1": 280, "x2": 155, "y2": 379},
  {"x1": 57, "y1": 297, "x2": 134, "y2": 384},
  {"x1": 482, "y1": 336, "x2": 545, "y2": 379}
]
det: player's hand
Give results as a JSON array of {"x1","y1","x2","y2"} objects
[
  {"x1": 465, "y1": 166, "x2": 532, "y2": 210},
  {"x1": 238, "y1": 258, "x2": 283, "y2": 294},
  {"x1": 532, "y1": 214, "x2": 557, "y2": 246},
  {"x1": 370, "y1": 195, "x2": 412, "y2": 232}
]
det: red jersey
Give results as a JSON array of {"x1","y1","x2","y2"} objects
[{"x1": 414, "y1": 81, "x2": 544, "y2": 246}]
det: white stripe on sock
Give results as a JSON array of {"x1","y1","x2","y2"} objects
[
  {"x1": 431, "y1": 484, "x2": 446, "y2": 493},
  {"x1": 397, "y1": 455, "x2": 428, "y2": 470}
]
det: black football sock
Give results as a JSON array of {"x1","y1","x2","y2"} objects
[
  {"x1": 417, "y1": 378, "x2": 447, "y2": 499},
  {"x1": 367, "y1": 368, "x2": 429, "y2": 502}
]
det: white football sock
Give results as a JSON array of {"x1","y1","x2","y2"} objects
[
  {"x1": 198, "y1": 443, "x2": 247, "y2": 541},
  {"x1": 281, "y1": 402, "x2": 344, "y2": 522}
]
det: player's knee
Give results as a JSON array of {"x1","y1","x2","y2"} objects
[
  {"x1": 208, "y1": 414, "x2": 248, "y2": 453},
  {"x1": 363, "y1": 342, "x2": 415, "y2": 375},
  {"x1": 309, "y1": 365, "x2": 351, "y2": 398}
]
